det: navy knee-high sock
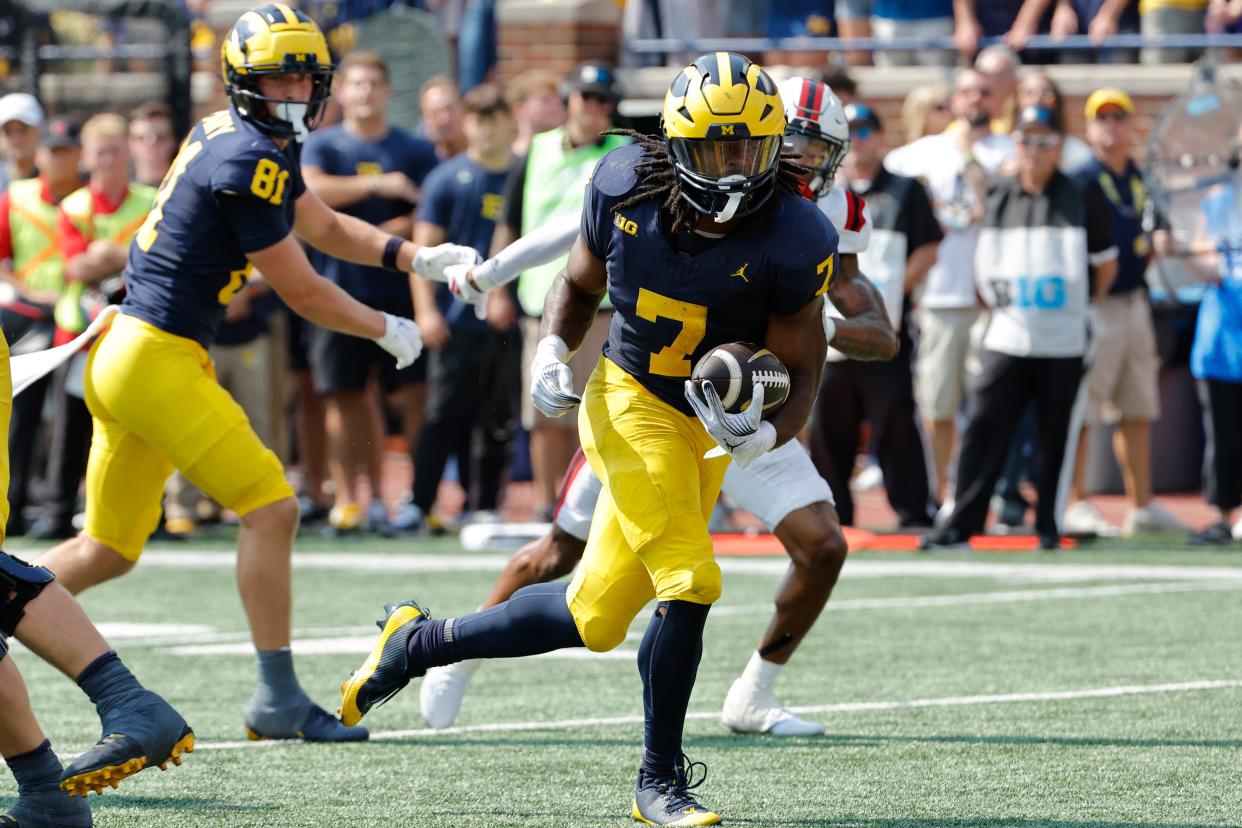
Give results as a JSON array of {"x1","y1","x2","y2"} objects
[
  {"x1": 637, "y1": 600, "x2": 710, "y2": 782},
  {"x1": 406, "y1": 582, "x2": 584, "y2": 673}
]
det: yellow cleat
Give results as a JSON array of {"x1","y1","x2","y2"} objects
[
  {"x1": 329, "y1": 503, "x2": 364, "y2": 532},
  {"x1": 338, "y1": 601, "x2": 429, "y2": 727}
]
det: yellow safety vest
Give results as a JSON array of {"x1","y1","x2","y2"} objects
[{"x1": 7, "y1": 178, "x2": 65, "y2": 296}]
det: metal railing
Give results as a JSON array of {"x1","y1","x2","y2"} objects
[{"x1": 628, "y1": 32, "x2": 1242, "y2": 57}]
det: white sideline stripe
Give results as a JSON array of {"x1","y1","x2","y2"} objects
[
  {"x1": 190, "y1": 679, "x2": 1242, "y2": 753},
  {"x1": 136, "y1": 550, "x2": 1242, "y2": 583},
  {"x1": 711, "y1": 580, "x2": 1242, "y2": 615}
]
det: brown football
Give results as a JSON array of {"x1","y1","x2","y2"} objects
[{"x1": 691, "y1": 341, "x2": 791, "y2": 416}]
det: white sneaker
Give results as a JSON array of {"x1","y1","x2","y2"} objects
[
  {"x1": 1122, "y1": 502, "x2": 1185, "y2": 537},
  {"x1": 1233, "y1": 516, "x2": 1242, "y2": 541},
  {"x1": 1063, "y1": 500, "x2": 1118, "y2": 537},
  {"x1": 720, "y1": 678, "x2": 824, "y2": 737},
  {"x1": 420, "y1": 660, "x2": 480, "y2": 729}
]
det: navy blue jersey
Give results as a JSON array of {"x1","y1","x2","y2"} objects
[
  {"x1": 303, "y1": 124, "x2": 438, "y2": 304},
  {"x1": 418, "y1": 153, "x2": 512, "y2": 331},
  {"x1": 1071, "y1": 157, "x2": 1151, "y2": 295},
  {"x1": 581, "y1": 143, "x2": 837, "y2": 415},
  {"x1": 123, "y1": 106, "x2": 305, "y2": 347}
]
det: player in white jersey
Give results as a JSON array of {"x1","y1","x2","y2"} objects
[{"x1": 420, "y1": 77, "x2": 897, "y2": 736}]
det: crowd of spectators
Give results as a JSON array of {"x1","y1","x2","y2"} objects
[{"x1": 0, "y1": 3, "x2": 1239, "y2": 547}]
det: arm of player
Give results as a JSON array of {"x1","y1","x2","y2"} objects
[
  {"x1": 443, "y1": 215, "x2": 580, "y2": 313},
  {"x1": 246, "y1": 234, "x2": 420, "y2": 369},
  {"x1": 529, "y1": 236, "x2": 609, "y2": 417},
  {"x1": 764, "y1": 296, "x2": 828, "y2": 447},
  {"x1": 294, "y1": 187, "x2": 477, "y2": 281},
  {"x1": 825, "y1": 253, "x2": 900, "y2": 361}
]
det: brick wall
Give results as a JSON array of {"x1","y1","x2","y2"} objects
[{"x1": 496, "y1": 0, "x2": 622, "y2": 84}]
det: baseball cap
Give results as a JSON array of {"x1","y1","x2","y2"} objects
[
  {"x1": 844, "y1": 102, "x2": 882, "y2": 133},
  {"x1": 566, "y1": 62, "x2": 620, "y2": 102},
  {"x1": 40, "y1": 116, "x2": 80, "y2": 149},
  {"x1": 0, "y1": 93, "x2": 45, "y2": 128},
  {"x1": 1014, "y1": 104, "x2": 1060, "y2": 133},
  {"x1": 1085, "y1": 87, "x2": 1133, "y2": 120}
]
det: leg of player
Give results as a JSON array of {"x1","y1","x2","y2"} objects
[
  {"x1": 0, "y1": 653, "x2": 91, "y2": 827},
  {"x1": 722, "y1": 500, "x2": 847, "y2": 737},
  {"x1": 3, "y1": 567, "x2": 193, "y2": 797},
  {"x1": 236, "y1": 496, "x2": 367, "y2": 742},
  {"x1": 421, "y1": 449, "x2": 595, "y2": 728},
  {"x1": 420, "y1": 525, "x2": 587, "y2": 728},
  {"x1": 340, "y1": 582, "x2": 587, "y2": 727}
]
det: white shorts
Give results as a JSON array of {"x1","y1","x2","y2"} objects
[{"x1": 553, "y1": 439, "x2": 834, "y2": 542}]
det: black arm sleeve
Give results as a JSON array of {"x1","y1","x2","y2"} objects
[
  {"x1": 905, "y1": 179, "x2": 944, "y2": 250},
  {"x1": 1084, "y1": 181, "x2": 1116, "y2": 255}
]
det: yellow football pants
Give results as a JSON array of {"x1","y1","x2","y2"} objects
[
  {"x1": 84, "y1": 313, "x2": 292, "y2": 560},
  {"x1": 566, "y1": 357, "x2": 729, "y2": 652}
]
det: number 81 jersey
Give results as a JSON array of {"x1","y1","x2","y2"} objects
[
  {"x1": 580, "y1": 143, "x2": 839, "y2": 416},
  {"x1": 123, "y1": 106, "x2": 305, "y2": 347}
]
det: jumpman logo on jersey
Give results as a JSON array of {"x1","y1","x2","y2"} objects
[{"x1": 730, "y1": 262, "x2": 750, "y2": 283}]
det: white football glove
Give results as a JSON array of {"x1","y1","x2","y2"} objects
[
  {"x1": 413, "y1": 243, "x2": 482, "y2": 282},
  {"x1": 530, "y1": 335, "x2": 581, "y2": 418},
  {"x1": 684, "y1": 380, "x2": 777, "y2": 468},
  {"x1": 374, "y1": 312, "x2": 423, "y2": 370},
  {"x1": 444, "y1": 263, "x2": 488, "y2": 320}
]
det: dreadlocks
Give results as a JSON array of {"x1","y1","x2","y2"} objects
[{"x1": 604, "y1": 128, "x2": 809, "y2": 234}]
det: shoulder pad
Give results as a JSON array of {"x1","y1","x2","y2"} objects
[
  {"x1": 209, "y1": 140, "x2": 292, "y2": 196},
  {"x1": 770, "y1": 189, "x2": 838, "y2": 268},
  {"x1": 590, "y1": 143, "x2": 646, "y2": 198}
]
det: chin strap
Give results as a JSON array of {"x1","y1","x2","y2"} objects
[{"x1": 275, "y1": 102, "x2": 311, "y2": 143}]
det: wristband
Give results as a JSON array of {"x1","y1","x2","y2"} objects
[{"x1": 382, "y1": 236, "x2": 404, "y2": 272}]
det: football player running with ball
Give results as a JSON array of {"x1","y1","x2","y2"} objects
[
  {"x1": 417, "y1": 76, "x2": 898, "y2": 739},
  {"x1": 36, "y1": 4, "x2": 478, "y2": 744},
  {"x1": 342, "y1": 58, "x2": 891, "y2": 825}
]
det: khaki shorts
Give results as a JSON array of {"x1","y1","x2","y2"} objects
[
  {"x1": 1086, "y1": 290, "x2": 1161, "y2": 424},
  {"x1": 520, "y1": 311, "x2": 612, "y2": 430},
  {"x1": 915, "y1": 306, "x2": 979, "y2": 421}
]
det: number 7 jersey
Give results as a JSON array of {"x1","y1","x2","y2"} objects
[
  {"x1": 580, "y1": 143, "x2": 839, "y2": 415},
  {"x1": 123, "y1": 106, "x2": 306, "y2": 347}
]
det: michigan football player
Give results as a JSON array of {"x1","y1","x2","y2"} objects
[
  {"x1": 341, "y1": 53, "x2": 841, "y2": 825},
  {"x1": 36, "y1": 4, "x2": 478, "y2": 744}
]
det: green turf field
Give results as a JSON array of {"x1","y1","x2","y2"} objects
[{"x1": 3, "y1": 534, "x2": 1240, "y2": 827}]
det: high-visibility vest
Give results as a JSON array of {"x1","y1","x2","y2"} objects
[
  {"x1": 516, "y1": 127, "x2": 629, "y2": 316},
  {"x1": 55, "y1": 183, "x2": 155, "y2": 333},
  {"x1": 7, "y1": 178, "x2": 65, "y2": 296}
]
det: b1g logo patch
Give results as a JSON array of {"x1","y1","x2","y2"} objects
[{"x1": 614, "y1": 213, "x2": 638, "y2": 236}]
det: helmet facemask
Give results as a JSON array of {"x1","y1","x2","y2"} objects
[
  {"x1": 667, "y1": 133, "x2": 782, "y2": 223},
  {"x1": 227, "y1": 67, "x2": 333, "y2": 143},
  {"x1": 784, "y1": 123, "x2": 848, "y2": 200}
]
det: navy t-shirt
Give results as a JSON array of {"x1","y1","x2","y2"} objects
[
  {"x1": 1071, "y1": 157, "x2": 1151, "y2": 295},
  {"x1": 123, "y1": 106, "x2": 305, "y2": 347},
  {"x1": 302, "y1": 123, "x2": 438, "y2": 305},
  {"x1": 581, "y1": 143, "x2": 837, "y2": 415},
  {"x1": 418, "y1": 153, "x2": 513, "y2": 332}
]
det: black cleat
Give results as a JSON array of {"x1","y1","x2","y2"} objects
[
  {"x1": 919, "y1": 525, "x2": 970, "y2": 550},
  {"x1": 338, "y1": 601, "x2": 429, "y2": 726},
  {"x1": 632, "y1": 755, "x2": 721, "y2": 826},
  {"x1": 60, "y1": 691, "x2": 193, "y2": 797}
]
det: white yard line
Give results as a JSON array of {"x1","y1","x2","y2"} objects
[
  {"x1": 131, "y1": 550, "x2": 1242, "y2": 583},
  {"x1": 711, "y1": 580, "x2": 1242, "y2": 615},
  {"x1": 188, "y1": 679, "x2": 1242, "y2": 753}
]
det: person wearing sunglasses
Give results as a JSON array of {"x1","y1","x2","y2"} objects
[
  {"x1": 922, "y1": 103, "x2": 1118, "y2": 551},
  {"x1": 127, "y1": 100, "x2": 177, "y2": 188},
  {"x1": 1060, "y1": 87, "x2": 1182, "y2": 539}
]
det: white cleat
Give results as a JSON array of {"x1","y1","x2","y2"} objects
[
  {"x1": 720, "y1": 678, "x2": 824, "y2": 737},
  {"x1": 419, "y1": 659, "x2": 480, "y2": 729}
]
